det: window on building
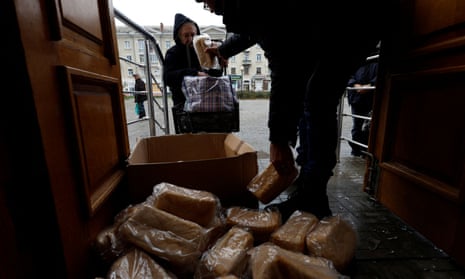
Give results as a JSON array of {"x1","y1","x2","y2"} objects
[
  {"x1": 128, "y1": 68, "x2": 134, "y2": 76},
  {"x1": 150, "y1": 53, "x2": 158, "y2": 64},
  {"x1": 126, "y1": 55, "x2": 132, "y2": 61},
  {"x1": 230, "y1": 56, "x2": 235, "y2": 63},
  {"x1": 138, "y1": 39, "x2": 145, "y2": 52},
  {"x1": 244, "y1": 67, "x2": 249, "y2": 75},
  {"x1": 256, "y1": 67, "x2": 262, "y2": 74},
  {"x1": 165, "y1": 40, "x2": 171, "y2": 49},
  {"x1": 231, "y1": 67, "x2": 236, "y2": 74},
  {"x1": 256, "y1": 53, "x2": 262, "y2": 62},
  {"x1": 139, "y1": 54, "x2": 145, "y2": 63},
  {"x1": 124, "y1": 41, "x2": 131, "y2": 49}
]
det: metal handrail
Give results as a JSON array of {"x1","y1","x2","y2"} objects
[
  {"x1": 114, "y1": 8, "x2": 171, "y2": 135},
  {"x1": 336, "y1": 87, "x2": 375, "y2": 162},
  {"x1": 336, "y1": 71, "x2": 377, "y2": 195}
]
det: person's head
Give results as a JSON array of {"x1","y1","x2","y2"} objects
[
  {"x1": 133, "y1": 73, "x2": 140, "y2": 79},
  {"x1": 173, "y1": 13, "x2": 200, "y2": 46}
]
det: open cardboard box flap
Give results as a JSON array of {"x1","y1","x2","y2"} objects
[{"x1": 126, "y1": 133, "x2": 258, "y2": 207}]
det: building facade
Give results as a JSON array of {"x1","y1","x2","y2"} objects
[{"x1": 116, "y1": 24, "x2": 271, "y2": 92}]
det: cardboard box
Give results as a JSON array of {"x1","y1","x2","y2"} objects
[{"x1": 126, "y1": 133, "x2": 259, "y2": 207}]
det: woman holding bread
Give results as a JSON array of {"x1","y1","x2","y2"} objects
[{"x1": 163, "y1": 13, "x2": 208, "y2": 133}]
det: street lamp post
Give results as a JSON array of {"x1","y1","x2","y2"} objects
[{"x1": 240, "y1": 66, "x2": 244, "y2": 91}]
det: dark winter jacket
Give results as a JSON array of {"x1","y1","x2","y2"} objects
[
  {"x1": 213, "y1": 0, "x2": 388, "y2": 146},
  {"x1": 134, "y1": 77, "x2": 147, "y2": 103},
  {"x1": 163, "y1": 13, "x2": 202, "y2": 110},
  {"x1": 347, "y1": 60, "x2": 378, "y2": 108}
]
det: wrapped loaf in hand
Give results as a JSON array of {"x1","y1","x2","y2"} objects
[
  {"x1": 193, "y1": 34, "x2": 220, "y2": 70},
  {"x1": 247, "y1": 163, "x2": 298, "y2": 204}
]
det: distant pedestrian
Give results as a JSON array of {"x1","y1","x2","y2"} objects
[
  {"x1": 347, "y1": 58, "x2": 378, "y2": 156},
  {"x1": 133, "y1": 73, "x2": 147, "y2": 119}
]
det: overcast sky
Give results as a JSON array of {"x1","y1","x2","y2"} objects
[{"x1": 113, "y1": 0, "x2": 225, "y2": 27}]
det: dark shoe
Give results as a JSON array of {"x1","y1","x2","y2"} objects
[
  {"x1": 298, "y1": 200, "x2": 332, "y2": 220},
  {"x1": 294, "y1": 174, "x2": 333, "y2": 220},
  {"x1": 265, "y1": 193, "x2": 332, "y2": 221}
]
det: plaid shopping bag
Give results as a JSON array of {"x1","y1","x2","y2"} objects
[{"x1": 182, "y1": 76, "x2": 237, "y2": 112}]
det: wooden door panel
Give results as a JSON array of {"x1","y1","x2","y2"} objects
[
  {"x1": 372, "y1": 0, "x2": 465, "y2": 266},
  {"x1": 61, "y1": 0, "x2": 103, "y2": 40},
  {"x1": 61, "y1": 67, "x2": 127, "y2": 216},
  {"x1": 413, "y1": 0, "x2": 464, "y2": 36},
  {"x1": 384, "y1": 70, "x2": 465, "y2": 197},
  {"x1": 10, "y1": 0, "x2": 129, "y2": 277}
]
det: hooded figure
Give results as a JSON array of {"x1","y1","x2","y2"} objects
[{"x1": 163, "y1": 13, "x2": 203, "y2": 115}]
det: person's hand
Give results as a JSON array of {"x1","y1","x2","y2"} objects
[
  {"x1": 198, "y1": 71, "x2": 208, "y2": 76},
  {"x1": 270, "y1": 143, "x2": 296, "y2": 175},
  {"x1": 203, "y1": 0, "x2": 216, "y2": 13},
  {"x1": 205, "y1": 46, "x2": 228, "y2": 68}
]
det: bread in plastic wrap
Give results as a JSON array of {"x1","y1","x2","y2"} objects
[
  {"x1": 106, "y1": 248, "x2": 177, "y2": 279},
  {"x1": 225, "y1": 206, "x2": 281, "y2": 243},
  {"x1": 95, "y1": 204, "x2": 149, "y2": 264},
  {"x1": 195, "y1": 226, "x2": 254, "y2": 278},
  {"x1": 247, "y1": 242, "x2": 348, "y2": 279},
  {"x1": 246, "y1": 163, "x2": 298, "y2": 204},
  {"x1": 118, "y1": 204, "x2": 208, "y2": 274},
  {"x1": 215, "y1": 275, "x2": 239, "y2": 279},
  {"x1": 147, "y1": 182, "x2": 224, "y2": 227},
  {"x1": 94, "y1": 225, "x2": 132, "y2": 264},
  {"x1": 193, "y1": 34, "x2": 220, "y2": 70},
  {"x1": 305, "y1": 215, "x2": 357, "y2": 272},
  {"x1": 270, "y1": 210, "x2": 319, "y2": 253}
]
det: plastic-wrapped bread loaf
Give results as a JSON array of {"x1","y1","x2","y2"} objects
[
  {"x1": 106, "y1": 248, "x2": 177, "y2": 279},
  {"x1": 225, "y1": 207, "x2": 281, "y2": 243},
  {"x1": 270, "y1": 210, "x2": 319, "y2": 253},
  {"x1": 247, "y1": 243, "x2": 348, "y2": 279},
  {"x1": 247, "y1": 163, "x2": 298, "y2": 204},
  {"x1": 94, "y1": 225, "x2": 132, "y2": 264},
  {"x1": 193, "y1": 34, "x2": 219, "y2": 70},
  {"x1": 195, "y1": 226, "x2": 254, "y2": 278},
  {"x1": 305, "y1": 215, "x2": 357, "y2": 272},
  {"x1": 147, "y1": 182, "x2": 223, "y2": 227},
  {"x1": 118, "y1": 204, "x2": 207, "y2": 273}
]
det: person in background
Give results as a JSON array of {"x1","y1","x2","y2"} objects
[
  {"x1": 133, "y1": 73, "x2": 147, "y2": 119},
  {"x1": 347, "y1": 56, "x2": 378, "y2": 157},
  {"x1": 163, "y1": 13, "x2": 208, "y2": 133},
  {"x1": 200, "y1": 0, "x2": 389, "y2": 221}
]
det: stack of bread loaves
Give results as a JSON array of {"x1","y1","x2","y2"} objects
[{"x1": 95, "y1": 182, "x2": 357, "y2": 278}]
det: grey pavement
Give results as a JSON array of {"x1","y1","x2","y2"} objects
[{"x1": 125, "y1": 97, "x2": 357, "y2": 164}]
